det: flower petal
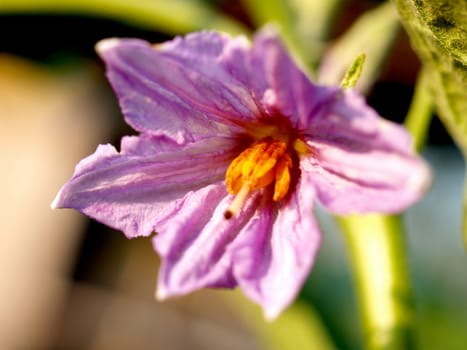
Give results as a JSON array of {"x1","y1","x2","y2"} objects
[
  {"x1": 306, "y1": 90, "x2": 413, "y2": 151},
  {"x1": 228, "y1": 173, "x2": 321, "y2": 320},
  {"x1": 252, "y1": 29, "x2": 339, "y2": 128},
  {"x1": 96, "y1": 33, "x2": 264, "y2": 143},
  {"x1": 52, "y1": 136, "x2": 237, "y2": 237},
  {"x1": 302, "y1": 91, "x2": 431, "y2": 214},
  {"x1": 153, "y1": 189, "x2": 264, "y2": 299}
]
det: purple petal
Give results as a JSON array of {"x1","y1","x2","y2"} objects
[
  {"x1": 228, "y1": 173, "x2": 321, "y2": 320},
  {"x1": 96, "y1": 33, "x2": 264, "y2": 143},
  {"x1": 159, "y1": 31, "x2": 259, "y2": 95},
  {"x1": 52, "y1": 136, "x2": 238, "y2": 238},
  {"x1": 305, "y1": 90, "x2": 413, "y2": 151},
  {"x1": 252, "y1": 29, "x2": 338, "y2": 127},
  {"x1": 302, "y1": 91, "x2": 431, "y2": 214},
  {"x1": 153, "y1": 190, "x2": 265, "y2": 299}
]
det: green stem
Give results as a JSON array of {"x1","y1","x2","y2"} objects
[
  {"x1": 338, "y1": 215, "x2": 415, "y2": 350},
  {"x1": 338, "y1": 69, "x2": 433, "y2": 349},
  {"x1": 404, "y1": 68, "x2": 434, "y2": 152}
]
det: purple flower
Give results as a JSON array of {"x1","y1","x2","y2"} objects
[{"x1": 52, "y1": 29, "x2": 430, "y2": 319}]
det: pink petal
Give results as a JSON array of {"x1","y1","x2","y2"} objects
[
  {"x1": 154, "y1": 190, "x2": 265, "y2": 299},
  {"x1": 96, "y1": 34, "x2": 263, "y2": 143},
  {"x1": 52, "y1": 136, "x2": 237, "y2": 237},
  {"x1": 228, "y1": 173, "x2": 321, "y2": 320},
  {"x1": 302, "y1": 91, "x2": 431, "y2": 214},
  {"x1": 252, "y1": 29, "x2": 338, "y2": 128}
]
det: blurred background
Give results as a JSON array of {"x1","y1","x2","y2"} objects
[{"x1": 0, "y1": 0, "x2": 466, "y2": 349}]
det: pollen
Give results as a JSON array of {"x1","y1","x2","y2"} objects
[{"x1": 224, "y1": 138, "x2": 294, "y2": 219}]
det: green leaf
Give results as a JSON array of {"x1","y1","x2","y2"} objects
[
  {"x1": 393, "y1": 0, "x2": 467, "y2": 148},
  {"x1": 0, "y1": 0, "x2": 249, "y2": 35},
  {"x1": 340, "y1": 53, "x2": 366, "y2": 89},
  {"x1": 392, "y1": 0, "x2": 467, "y2": 247}
]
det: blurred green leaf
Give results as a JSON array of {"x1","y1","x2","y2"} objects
[
  {"x1": 0, "y1": 0, "x2": 248, "y2": 35},
  {"x1": 264, "y1": 301, "x2": 336, "y2": 350},
  {"x1": 392, "y1": 0, "x2": 467, "y2": 248},
  {"x1": 242, "y1": 0, "x2": 314, "y2": 75},
  {"x1": 318, "y1": 2, "x2": 399, "y2": 93},
  {"x1": 242, "y1": 0, "x2": 343, "y2": 74},
  {"x1": 231, "y1": 291, "x2": 336, "y2": 350},
  {"x1": 288, "y1": 0, "x2": 343, "y2": 41},
  {"x1": 285, "y1": 0, "x2": 345, "y2": 70},
  {"x1": 242, "y1": 0, "x2": 344, "y2": 76}
]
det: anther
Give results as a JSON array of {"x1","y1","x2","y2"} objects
[{"x1": 224, "y1": 138, "x2": 295, "y2": 219}]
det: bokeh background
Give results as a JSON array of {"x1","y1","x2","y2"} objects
[{"x1": 1, "y1": 0, "x2": 466, "y2": 349}]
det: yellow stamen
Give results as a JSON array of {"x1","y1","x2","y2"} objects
[
  {"x1": 293, "y1": 138, "x2": 309, "y2": 154},
  {"x1": 224, "y1": 138, "x2": 294, "y2": 218},
  {"x1": 273, "y1": 153, "x2": 293, "y2": 201}
]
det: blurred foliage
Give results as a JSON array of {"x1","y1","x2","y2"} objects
[
  {"x1": 392, "y1": 0, "x2": 467, "y2": 248},
  {"x1": 233, "y1": 293, "x2": 336, "y2": 350},
  {"x1": 318, "y1": 2, "x2": 400, "y2": 93},
  {"x1": 392, "y1": 0, "x2": 466, "y2": 149},
  {"x1": 0, "y1": 0, "x2": 249, "y2": 35},
  {"x1": 242, "y1": 0, "x2": 343, "y2": 73}
]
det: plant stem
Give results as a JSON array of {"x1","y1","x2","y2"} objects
[
  {"x1": 338, "y1": 215, "x2": 415, "y2": 350},
  {"x1": 404, "y1": 68, "x2": 433, "y2": 152},
  {"x1": 337, "y1": 68, "x2": 433, "y2": 349}
]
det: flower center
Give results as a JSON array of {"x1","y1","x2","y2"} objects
[{"x1": 223, "y1": 138, "x2": 295, "y2": 219}]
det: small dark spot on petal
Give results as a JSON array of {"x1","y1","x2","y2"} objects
[{"x1": 224, "y1": 210, "x2": 233, "y2": 220}]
